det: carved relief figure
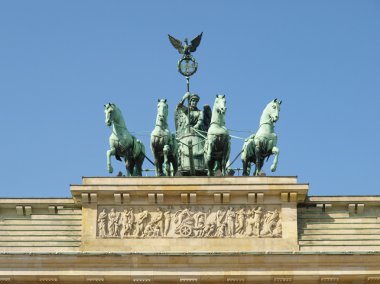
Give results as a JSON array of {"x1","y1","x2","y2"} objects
[
  {"x1": 193, "y1": 208, "x2": 207, "y2": 237},
  {"x1": 247, "y1": 207, "x2": 263, "y2": 237},
  {"x1": 119, "y1": 208, "x2": 135, "y2": 238},
  {"x1": 107, "y1": 208, "x2": 120, "y2": 237},
  {"x1": 245, "y1": 207, "x2": 261, "y2": 236},
  {"x1": 174, "y1": 208, "x2": 196, "y2": 237},
  {"x1": 226, "y1": 207, "x2": 236, "y2": 237},
  {"x1": 149, "y1": 207, "x2": 164, "y2": 237},
  {"x1": 235, "y1": 207, "x2": 246, "y2": 235},
  {"x1": 261, "y1": 209, "x2": 281, "y2": 237},
  {"x1": 136, "y1": 208, "x2": 150, "y2": 237},
  {"x1": 163, "y1": 208, "x2": 171, "y2": 236},
  {"x1": 97, "y1": 209, "x2": 108, "y2": 238},
  {"x1": 216, "y1": 207, "x2": 226, "y2": 227}
]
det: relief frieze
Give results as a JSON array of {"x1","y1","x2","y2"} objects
[{"x1": 97, "y1": 205, "x2": 282, "y2": 239}]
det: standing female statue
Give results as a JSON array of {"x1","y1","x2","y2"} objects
[
  {"x1": 175, "y1": 92, "x2": 205, "y2": 134},
  {"x1": 174, "y1": 92, "x2": 211, "y2": 175}
]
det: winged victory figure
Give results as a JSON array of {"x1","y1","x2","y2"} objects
[{"x1": 168, "y1": 32, "x2": 203, "y2": 57}]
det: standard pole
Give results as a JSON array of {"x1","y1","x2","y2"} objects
[
  {"x1": 186, "y1": 76, "x2": 190, "y2": 133},
  {"x1": 186, "y1": 75, "x2": 195, "y2": 175}
]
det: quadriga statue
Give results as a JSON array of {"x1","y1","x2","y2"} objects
[
  {"x1": 241, "y1": 99, "x2": 281, "y2": 176},
  {"x1": 150, "y1": 99, "x2": 178, "y2": 176},
  {"x1": 104, "y1": 103, "x2": 145, "y2": 176}
]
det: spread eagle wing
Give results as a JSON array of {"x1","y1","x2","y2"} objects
[
  {"x1": 168, "y1": 34, "x2": 184, "y2": 54},
  {"x1": 203, "y1": 104, "x2": 212, "y2": 132},
  {"x1": 189, "y1": 32, "x2": 203, "y2": 52}
]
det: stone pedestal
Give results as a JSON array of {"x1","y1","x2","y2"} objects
[{"x1": 70, "y1": 176, "x2": 308, "y2": 253}]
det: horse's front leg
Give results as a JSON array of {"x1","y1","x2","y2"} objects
[
  {"x1": 270, "y1": 146, "x2": 280, "y2": 172},
  {"x1": 163, "y1": 146, "x2": 171, "y2": 176},
  {"x1": 107, "y1": 148, "x2": 116, "y2": 173}
]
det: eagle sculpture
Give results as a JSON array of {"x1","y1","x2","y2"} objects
[{"x1": 168, "y1": 32, "x2": 203, "y2": 56}]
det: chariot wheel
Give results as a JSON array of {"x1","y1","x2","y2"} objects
[{"x1": 180, "y1": 225, "x2": 193, "y2": 237}]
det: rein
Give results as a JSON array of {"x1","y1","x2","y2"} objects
[{"x1": 259, "y1": 118, "x2": 275, "y2": 128}]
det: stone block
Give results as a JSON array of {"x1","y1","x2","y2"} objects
[
  {"x1": 289, "y1": 192, "x2": 297, "y2": 202},
  {"x1": 148, "y1": 193, "x2": 155, "y2": 203},
  {"x1": 281, "y1": 193, "x2": 288, "y2": 202},
  {"x1": 181, "y1": 193, "x2": 188, "y2": 203},
  {"x1": 214, "y1": 193, "x2": 221, "y2": 203},
  {"x1": 24, "y1": 206, "x2": 32, "y2": 216},
  {"x1": 257, "y1": 192, "x2": 264, "y2": 203},
  {"x1": 123, "y1": 193, "x2": 130, "y2": 203},
  {"x1": 189, "y1": 193, "x2": 196, "y2": 203},
  {"x1": 81, "y1": 193, "x2": 89, "y2": 203},
  {"x1": 324, "y1": 203, "x2": 332, "y2": 211},
  {"x1": 157, "y1": 193, "x2": 164, "y2": 203},
  {"x1": 357, "y1": 203, "x2": 364, "y2": 214},
  {"x1": 223, "y1": 193, "x2": 230, "y2": 203},
  {"x1": 248, "y1": 193, "x2": 256, "y2": 203},
  {"x1": 16, "y1": 205, "x2": 23, "y2": 216},
  {"x1": 114, "y1": 193, "x2": 122, "y2": 204},
  {"x1": 348, "y1": 203, "x2": 356, "y2": 213},
  {"x1": 90, "y1": 193, "x2": 97, "y2": 203},
  {"x1": 48, "y1": 206, "x2": 57, "y2": 214}
]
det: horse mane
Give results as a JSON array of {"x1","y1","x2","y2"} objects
[
  {"x1": 259, "y1": 100, "x2": 274, "y2": 126},
  {"x1": 155, "y1": 100, "x2": 169, "y2": 129},
  {"x1": 211, "y1": 96, "x2": 226, "y2": 126}
]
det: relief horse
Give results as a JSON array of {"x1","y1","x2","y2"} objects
[
  {"x1": 204, "y1": 95, "x2": 231, "y2": 176},
  {"x1": 104, "y1": 103, "x2": 145, "y2": 176},
  {"x1": 241, "y1": 99, "x2": 281, "y2": 176},
  {"x1": 150, "y1": 99, "x2": 178, "y2": 176}
]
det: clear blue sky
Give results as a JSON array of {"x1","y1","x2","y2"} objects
[{"x1": 0, "y1": 1, "x2": 379, "y2": 197}]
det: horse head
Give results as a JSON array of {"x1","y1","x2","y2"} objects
[
  {"x1": 214, "y1": 94, "x2": 227, "y2": 115},
  {"x1": 262, "y1": 99, "x2": 281, "y2": 124},
  {"x1": 104, "y1": 103, "x2": 121, "y2": 127},
  {"x1": 104, "y1": 103, "x2": 114, "y2": 126},
  {"x1": 156, "y1": 99, "x2": 168, "y2": 126}
]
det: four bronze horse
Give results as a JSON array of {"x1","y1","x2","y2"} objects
[
  {"x1": 241, "y1": 99, "x2": 281, "y2": 176},
  {"x1": 105, "y1": 98, "x2": 281, "y2": 176},
  {"x1": 104, "y1": 103, "x2": 145, "y2": 176},
  {"x1": 150, "y1": 99, "x2": 178, "y2": 176}
]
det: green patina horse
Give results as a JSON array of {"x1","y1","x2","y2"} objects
[
  {"x1": 241, "y1": 99, "x2": 281, "y2": 176},
  {"x1": 104, "y1": 103, "x2": 145, "y2": 176},
  {"x1": 150, "y1": 99, "x2": 178, "y2": 176},
  {"x1": 204, "y1": 95, "x2": 231, "y2": 176}
]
